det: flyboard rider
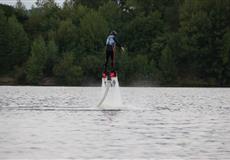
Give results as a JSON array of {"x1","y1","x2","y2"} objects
[{"x1": 103, "y1": 31, "x2": 124, "y2": 78}]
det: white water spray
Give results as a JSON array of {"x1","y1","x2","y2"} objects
[{"x1": 98, "y1": 76, "x2": 123, "y2": 109}]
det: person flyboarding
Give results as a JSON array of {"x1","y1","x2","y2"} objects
[
  {"x1": 97, "y1": 31, "x2": 124, "y2": 108},
  {"x1": 103, "y1": 31, "x2": 124, "y2": 78}
]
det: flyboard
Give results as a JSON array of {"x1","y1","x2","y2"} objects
[{"x1": 96, "y1": 71, "x2": 122, "y2": 110}]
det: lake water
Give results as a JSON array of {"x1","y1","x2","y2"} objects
[{"x1": 0, "y1": 86, "x2": 230, "y2": 159}]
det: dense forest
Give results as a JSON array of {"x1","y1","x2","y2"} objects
[{"x1": 0, "y1": 0, "x2": 229, "y2": 86}]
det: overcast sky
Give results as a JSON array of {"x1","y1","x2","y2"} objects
[{"x1": 0, "y1": 0, "x2": 65, "y2": 9}]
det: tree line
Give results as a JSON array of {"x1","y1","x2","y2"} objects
[{"x1": 0, "y1": 0, "x2": 229, "y2": 86}]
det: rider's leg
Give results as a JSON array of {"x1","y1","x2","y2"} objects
[{"x1": 104, "y1": 50, "x2": 110, "y2": 73}]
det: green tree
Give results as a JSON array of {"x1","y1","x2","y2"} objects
[
  {"x1": 56, "y1": 19, "x2": 77, "y2": 52},
  {"x1": 53, "y1": 52, "x2": 83, "y2": 85},
  {"x1": 148, "y1": 58, "x2": 160, "y2": 82},
  {"x1": 7, "y1": 16, "x2": 29, "y2": 68},
  {"x1": 115, "y1": 53, "x2": 132, "y2": 83},
  {"x1": 98, "y1": 1, "x2": 123, "y2": 30},
  {"x1": 0, "y1": 4, "x2": 15, "y2": 17},
  {"x1": 220, "y1": 30, "x2": 230, "y2": 85},
  {"x1": 132, "y1": 54, "x2": 149, "y2": 79},
  {"x1": 0, "y1": 14, "x2": 29, "y2": 73},
  {"x1": 159, "y1": 46, "x2": 177, "y2": 83},
  {"x1": 1, "y1": 0, "x2": 230, "y2": 86},
  {"x1": 61, "y1": 0, "x2": 76, "y2": 20},
  {"x1": 26, "y1": 0, "x2": 60, "y2": 40},
  {"x1": 0, "y1": 9, "x2": 8, "y2": 73},
  {"x1": 35, "y1": 0, "x2": 58, "y2": 8},
  {"x1": 71, "y1": 4, "x2": 91, "y2": 26},
  {"x1": 15, "y1": 0, "x2": 28, "y2": 24},
  {"x1": 45, "y1": 40, "x2": 59, "y2": 76},
  {"x1": 179, "y1": 0, "x2": 230, "y2": 84},
  {"x1": 26, "y1": 36, "x2": 47, "y2": 84},
  {"x1": 124, "y1": 11, "x2": 164, "y2": 54},
  {"x1": 75, "y1": 0, "x2": 109, "y2": 9},
  {"x1": 79, "y1": 10, "x2": 109, "y2": 54},
  {"x1": 80, "y1": 55, "x2": 102, "y2": 81}
]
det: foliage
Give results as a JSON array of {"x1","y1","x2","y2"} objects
[
  {"x1": 26, "y1": 36, "x2": 47, "y2": 84},
  {"x1": 56, "y1": 19, "x2": 78, "y2": 52},
  {"x1": 0, "y1": 9, "x2": 29, "y2": 73},
  {"x1": 0, "y1": 0, "x2": 230, "y2": 86},
  {"x1": 45, "y1": 39, "x2": 59, "y2": 76},
  {"x1": 79, "y1": 10, "x2": 109, "y2": 53},
  {"x1": 53, "y1": 52, "x2": 83, "y2": 85}
]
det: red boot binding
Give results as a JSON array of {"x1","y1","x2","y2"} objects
[
  {"x1": 102, "y1": 72, "x2": 107, "y2": 78},
  {"x1": 110, "y1": 71, "x2": 117, "y2": 78}
]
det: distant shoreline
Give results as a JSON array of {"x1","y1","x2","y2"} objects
[{"x1": 1, "y1": 76, "x2": 229, "y2": 87}]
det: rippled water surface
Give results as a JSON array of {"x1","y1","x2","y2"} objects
[{"x1": 0, "y1": 86, "x2": 230, "y2": 159}]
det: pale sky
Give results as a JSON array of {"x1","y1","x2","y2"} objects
[{"x1": 0, "y1": 0, "x2": 65, "y2": 9}]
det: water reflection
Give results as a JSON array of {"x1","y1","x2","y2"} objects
[{"x1": 101, "y1": 110, "x2": 121, "y2": 121}]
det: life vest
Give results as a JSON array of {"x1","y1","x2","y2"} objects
[{"x1": 106, "y1": 35, "x2": 115, "y2": 47}]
